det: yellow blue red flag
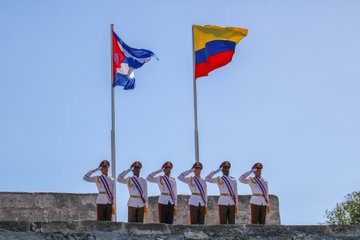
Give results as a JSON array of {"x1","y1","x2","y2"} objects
[{"x1": 193, "y1": 25, "x2": 248, "y2": 79}]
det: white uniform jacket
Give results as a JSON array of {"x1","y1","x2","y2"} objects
[
  {"x1": 239, "y1": 170, "x2": 269, "y2": 206},
  {"x1": 178, "y1": 169, "x2": 207, "y2": 207},
  {"x1": 205, "y1": 171, "x2": 238, "y2": 206},
  {"x1": 83, "y1": 170, "x2": 114, "y2": 205},
  {"x1": 146, "y1": 170, "x2": 177, "y2": 206},
  {"x1": 117, "y1": 169, "x2": 148, "y2": 208}
]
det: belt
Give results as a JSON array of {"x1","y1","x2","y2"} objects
[
  {"x1": 161, "y1": 192, "x2": 170, "y2": 196},
  {"x1": 191, "y1": 193, "x2": 201, "y2": 196},
  {"x1": 253, "y1": 193, "x2": 264, "y2": 197},
  {"x1": 220, "y1": 193, "x2": 231, "y2": 196},
  {"x1": 130, "y1": 195, "x2": 141, "y2": 198},
  {"x1": 99, "y1": 191, "x2": 106, "y2": 194}
]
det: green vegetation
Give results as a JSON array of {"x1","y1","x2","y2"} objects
[{"x1": 326, "y1": 191, "x2": 360, "y2": 225}]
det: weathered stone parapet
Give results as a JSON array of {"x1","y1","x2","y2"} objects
[
  {"x1": 145, "y1": 194, "x2": 281, "y2": 225},
  {"x1": 0, "y1": 221, "x2": 359, "y2": 239},
  {"x1": 0, "y1": 192, "x2": 97, "y2": 222},
  {"x1": 0, "y1": 192, "x2": 280, "y2": 225}
]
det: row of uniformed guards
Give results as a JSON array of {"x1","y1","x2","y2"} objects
[{"x1": 83, "y1": 160, "x2": 269, "y2": 224}]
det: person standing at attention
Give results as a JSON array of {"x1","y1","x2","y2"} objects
[
  {"x1": 205, "y1": 161, "x2": 238, "y2": 224},
  {"x1": 83, "y1": 160, "x2": 114, "y2": 221},
  {"x1": 147, "y1": 161, "x2": 177, "y2": 224},
  {"x1": 239, "y1": 163, "x2": 269, "y2": 224},
  {"x1": 178, "y1": 162, "x2": 207, "y2": 224},
  {"x1": 117, "y1": 161, "x2": 148, "y2": 223}
]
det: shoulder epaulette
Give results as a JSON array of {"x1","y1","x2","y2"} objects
[
  {"x1": 249, "y1": 177, "x2": 255, "y2": 184},
  {"x1": 217, "y1": 176, "x2": 224, "y2": 185}
]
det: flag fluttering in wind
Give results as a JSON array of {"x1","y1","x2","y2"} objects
[
  {"x1": 112, "y1": 31, "x2": 157, "y2": 89},
  {"x1": 191, "y1": 25, "x2": 248, "y2": 163},
  {"x1": 193, "y1": 25, "x2": 248, "y2": 79}
]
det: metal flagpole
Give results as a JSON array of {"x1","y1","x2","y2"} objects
[
  {"x1": 192, "y1": 25, "x2": 200, "y2": 163},
  {"x1": 110, "y1": 23, "x2": 117, "y2": 221}
]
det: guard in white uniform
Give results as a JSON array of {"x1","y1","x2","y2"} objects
[
  {"x1": 205, "y1": 161, "x2": 238, "y2": 224},
  {"x1": 146, "y1": 161, "x2": 177, "y2": 224},
  {"x1": 83, "y1": 160, "x2": 114, "y2": 221},
  {"x1": 239, "y1": 162, "x2": 269, "y2": 224},
  {"x1": 178, "y1": 162, "x2": 207, "y2": 224},
  {"x1": 117, "y1": 161, "x2": 148, "y2": 223}
]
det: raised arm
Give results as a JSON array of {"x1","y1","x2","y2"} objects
[
  {"x1": 146, "y1": 169, "x2": 162, "y2": 183},
  {"x1": 83, "y1": 168, "x2": 100, "y2": 182},
  {"x1": 239, "y1": 169, "x2": 256, "y2": 184},
  {"x1": 177, "y1": 169, "x2": 193, "y2": 183},
  {"x1": 117, "y1": 168, "x2": 133, "y2": 184},
  {"x1": 205, "y1": 168, "x2": 221, "y2": 183}
]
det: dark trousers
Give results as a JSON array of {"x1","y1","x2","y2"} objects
[
  {"x1": 97, "y1": 204, "x2": 112, "y2": 221},
  {"x1": 190, "y1": 204, "x2": 205, "y2": 224},
  {"x1": 219, "y1": 204, "x2": 235, "y2": 224},
  {"x1": 128, "y1": 206, "x2": 145, "y2": 223},
  {"x1": 251, "y1": 204, "x2": 266, "y2": 224},
  {"x1": 158, "y1": 202, "x2": 174, "y2": 224}
]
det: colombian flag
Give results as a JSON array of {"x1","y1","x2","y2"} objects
[{"x1": 193, "y1": 25, "x2": 248, "y2": 79}]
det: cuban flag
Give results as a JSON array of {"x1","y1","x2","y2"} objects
[{"x1": 112, "y1": 31, "x2": 157, "y2": 90}]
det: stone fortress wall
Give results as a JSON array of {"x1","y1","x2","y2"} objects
[
  {"x1": 1, "y1": 192, "x2": 359, "y2": 239},
  {"x1": 0, "y1": 192, "x2": 280, "y2": 225}
]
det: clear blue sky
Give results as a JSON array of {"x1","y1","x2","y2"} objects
[{"x1": 1, "y1": 0, "x2": 359, "y2": 225}]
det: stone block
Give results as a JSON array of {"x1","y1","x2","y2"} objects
[
  {"x1": 0, "y1": 192, "x2": 98, "y2": 222},
  {"x1": 0, "y1": 192, "x2": 34, "y2": 208},
  {"x1": 33, "y1": 193, "x2": 56, "y2": 208}
]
